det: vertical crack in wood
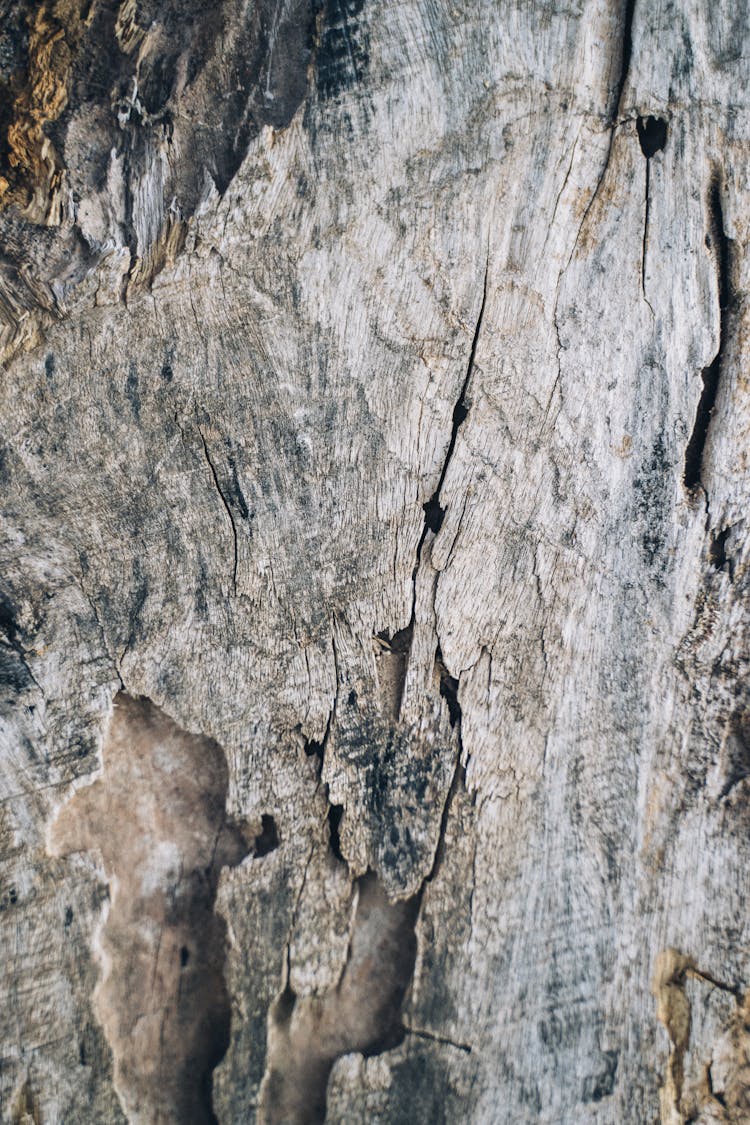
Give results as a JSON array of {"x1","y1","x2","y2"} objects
[
  {"x1": 641, "y1": 155, "x2": 651, "y2": 306},
  {"x1": 683, "y1": 172, "x2": 732, "y2": 500},
  {"x1": 421, "y1": 255, "x2": 489, "y2": 542},
  {"x1": 373, "y1": 254, "x2": 489, "y2": 723},
  {"x1": 613, "y1": 0, "x2": 636, "y2": 123},
  {"x1": 197, "y1": 424, "x2": 239, "y2": 596},
  {"x1": 49, "y1": 693, "x2": 250, "y2": 1124},
  {"x1": 635, "y1": 116, "x2": 666, "y2": 316},
  {"x1": 556, "y1": 0, "x2": 637, "y2": 311}
]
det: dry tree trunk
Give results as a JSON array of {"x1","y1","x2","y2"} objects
[{"x1": 0, "y1": 1, "x2": 749, "y2": 1122}]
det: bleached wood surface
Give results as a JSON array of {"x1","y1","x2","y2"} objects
[{"x1": 1, "y1": 0, "x2": 749, "y2": 1121}]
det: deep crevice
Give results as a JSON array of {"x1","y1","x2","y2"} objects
[
  {"x1": 374, "y1": 624, "x2": 413, "y2": 721},
  {"x1": 327, "y1": 803, "x2": 344, "y2": 862},
  {"x1": 709, "y1": 526, "x2": 733, "y2": 576},
  {"x1": 683, "y1": 362, "x2": 721, "y2": 493},
  {"x1": 683, "y1": 173, "x2": 732, "y2": 495},
  {"x1": 435, "y1": 645, "x2": 460, "y2": 728},
  {"x1": 301, "y1": 702, "x2": 336, "y2": 779},
  {"x1": 304, "y1": 735, "x2": 324, "y2": 759},
  {"x1": 636, "y1": 115, "x2": 667, "y2": 158},
  {"x1": 613, "y1": 0, "x2": 636, "y2": 121},
  {"x1": 254, "y1": 814, "x2": 280, "y2": 857}
]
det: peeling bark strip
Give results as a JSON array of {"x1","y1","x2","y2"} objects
[{"x1": 49, "y1": 695, "x2": 249, "y2": 1124}]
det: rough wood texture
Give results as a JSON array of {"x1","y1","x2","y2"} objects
[{"x1": 0, "y1": 1, "x2": 749, "y2": 1122}]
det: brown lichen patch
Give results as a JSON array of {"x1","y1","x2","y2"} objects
[
  {"x1": 114, "y1": 0, "x2": 147, "y2": 56},
  {"x1": 49, "y1": 693, "x2": 249, "y2": 1125},
  {"x1": 653, "y1": 948, "x2": 693, "y2": 1123},
  {"x1": 0, "y1": 3, "x2": 79, "y2": 222},
  {"x1": 653, "y1": 949, "x2": 750, "y2": 1124}
]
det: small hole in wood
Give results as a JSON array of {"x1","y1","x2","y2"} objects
[{"x1": 636, "y1": 115, "x2": 667, "y2": 158}]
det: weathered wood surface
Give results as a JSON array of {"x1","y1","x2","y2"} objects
[{"x1": 1, "y1": 1, "x2": 749, "y2": 1122}]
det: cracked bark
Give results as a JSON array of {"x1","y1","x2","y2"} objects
[{"x1": 1, "y1": 2, "x2": 750, "y2": 1124}]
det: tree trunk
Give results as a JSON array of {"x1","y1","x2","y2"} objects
[{"x1": 1, "y1": 1, "x2": 749, "y2": 1122}]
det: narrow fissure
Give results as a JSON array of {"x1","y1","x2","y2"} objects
[
  {"x1": 406, "y1": 1027, "x2": 472, "y2": 1054},
  {"x1": 379, "y1": 258, "x2": 488, "y2": 721},
  {"x1": 198, "y1": 426, "x2": 239, "y2": 594},
  {"x1": 50, "y1": 694, "x2": 250, "y2": 1125},
  {"x1": 683, "y1": 174, "x2": 732, "y2": 495},
  {"x1": 421, "y1": 261, "x2": 488, "y2": 540},
  {"x1": 635, "y1": 117, "x2": 666, "y2": 306},
  {"x1": 327, "y1": 802, "x2": 345, "y2": 862},
  {"x1": 641, "y1": 156, "x2": 651, "y2": 298},
  {"x1": 260, "y1": 275, "x2": 479, "y2": 1118},
  {"x1": 612, "y1": 0, "x2": 636, "y2": 121}
]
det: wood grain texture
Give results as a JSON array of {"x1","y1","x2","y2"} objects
[{"x1": 0, "y1": 0, "x2": 749, "y2": 1121}]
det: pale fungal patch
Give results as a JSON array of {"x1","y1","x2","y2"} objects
[
  {"x1": 49, "y1": 693, "x2": 250, "y2": 1125},
  {"x1": 259, "y1": 873, "x2": 420, "y2": 1125}
]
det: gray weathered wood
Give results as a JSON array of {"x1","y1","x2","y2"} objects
[{"x1": 1, "y1": 1, "x2": 749, "y2": 1122}]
